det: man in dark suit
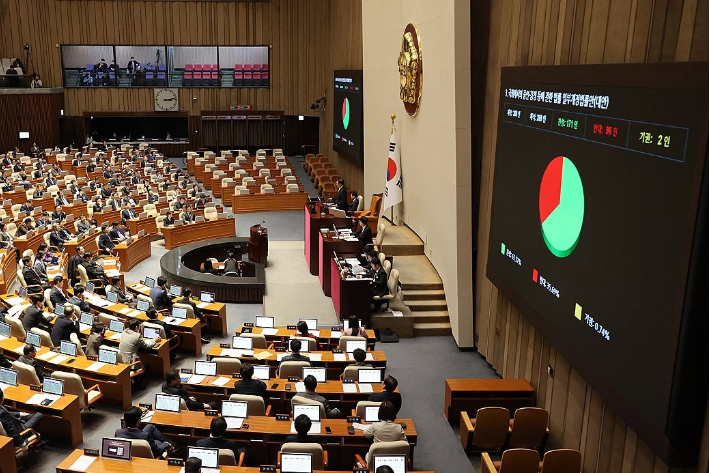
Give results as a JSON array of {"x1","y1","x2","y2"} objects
[
  {"x1": 127, "y1": 57, "x2": 139, "y2": 74},
  {"x1": 367, "y1": 375, "x2": 402, "y2": 414},
  {"x1": 98, "y1": 224, "x2": 116, "y2": 255},
  {"x1": 279, "y1": 339, "x2": 310, "y2": 366},
  {"x1": 49, "y1": 276, "x2": 68, "y2": 308},
  {"x1": 370, "y1": 259, "x2": 388, "y2": 310},
  {"x1": 50, "y1": 304, "x2": 80, "y2": 347},
  {"x1": 49, "y1": 223, "x2": 69, "y2": 249},
  {"x1": 16, "y1": 218, "x2": 34, "y2": 237},
  {"x1": 0, "y1": 389, "x2": 43, "y2": 447},
  {"x1": 51, "y1": 206, "x2": 66, "y2": 223},
  {"x1": 162, "y1": 211, "x2": 175, "y2": 227},
  {"x1": 149, "y1": 276, "x2": 173, "y2": 311},
  {"x1": 109, "y1": 221, "x2": 128, "y2": 242},
  {"x1": 332, "y1": 179, "x2": 348, "y2": 211},
  {"x1": 45, "y1": 175, "x2": 57, "y2": 187},
  {"x1": 67, "y1": 285, "x2": 91, "y2": 313},
  {"x1": 161, "y1": 369, "x2": 212, "y2": 411},
  {"x1": 195, "y1": 416, "x2": 246, "y2": 461},
  {"x1": 55, "y1": 193, "x2": 71, "y2": 207},
  {"x1": 21, "y1": 258, "x2": 46, "y2": 288},
  {"x1": 114, "y1": 406, "x2": 171, "y2": 458},
  {"x1": 233, "y1": 362, "x2": 267, "y2": 400},
  {"x1": 121, "y1": 204, "x2": 137, "y2": 224},
  {"x1": 284, "y1": 414, "x2": 321, "y2": 444},
  {"x1": 18, "y1": 344, "x2": 49, "y2": 383},
  {"x1": 348, "y1": 191, "x2": 360, "y2": 212},
  {"x1": 19, "y1": 200, "x2": 34, "y2": 213},
  {"x1": 22, "y1": 294, "x2": 52, "y2": 333},
  {"x1": 353, "y1": 216, "x2": 373, "y2": 253}
]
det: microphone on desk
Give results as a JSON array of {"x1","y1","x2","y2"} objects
[{"x1": 332, "y1": 224, "x2": 339, "y2": 237}]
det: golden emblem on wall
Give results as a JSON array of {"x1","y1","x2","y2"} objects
[{"x1": 398, "y1": 23, "x2": 423, "y2": 116}]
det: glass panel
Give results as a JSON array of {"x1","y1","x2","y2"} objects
[{"x1": 62, "y1": 45, "x2": 116, "y2": 87}]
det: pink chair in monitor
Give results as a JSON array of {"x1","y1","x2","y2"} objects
[
  {"x1": 243, "y1": 64, "x2": 253, "y2": 85},
  {"x1": 261, "y1": 64, "x2": 269, "y2": 84},
  {"x1": 211, "y1": 64, "x2": 219, "y2": 86},
  {"x1": 193, "y1": 64, "x2": 203, "y2": 85},
  {"x1": 183, "y1": 64, "x2": 193, "y2": 85},
  {"x1": 252, "y1": 64, "x2": 262, "y2": 85},
  {"x1": 233, "y1": 64, "x2": 244, "y2": 86}
]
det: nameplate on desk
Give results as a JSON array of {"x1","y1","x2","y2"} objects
[
  {"x1": 275, "y1": 414, "x2": 290, "y2": 421},
  {"x1": 167, "y1": 459, "x2": 184, "y2": 466},
  {"x1": 181, "y1": 368, "x2": 193, "y2": 374},
  {"x1": 260, "y1": 466, "x2": 276, "y2": 472},
  {"x1": 83, "y1": 448, "x2": 99, "y2": 457},
  {"x1": 220, "y1": 343, "x2": 230, "y2": 349},
  {"x1": 139, "y1": 403, "x2": 153, "y2": 410},
  {"x1": 347, "y1": 416, "x2": 361, "y2": 423},
  {"x1": 204, "y1": 409, "x2": 218, "y2": 416},
  {"x1": 331, "y1": 326, "x2": 341, "y2": 331},
  {"x1": 275, "y1": 347, "x2": 286, "y2": 352},
  {"x1": 288, "y1": 376, "x2": 299, "y2": 382},
  {"x1": 232, "y1": 373, "x2": 242, "y2": 378},
  {"x1": 243, "y1": 322, "x2": 254, "y2": 327},
  {"x1": 286, "y1": 325, "x2": 297, "y2": 330},
  {"x1": 332, "y1": 349, "x2": 343, "y2": 354},
  {"x1": 343, "y1": 378, "x2": 354, "y2": 383},
  {"x1": 30, "y1": 385, "x2": 41, "y2": 392},
  {"x1": 86, "y1": 355, "x2": 98, "y2": 361},
  {"x1": 354, "y1": 469, "x2": 368, "y2": 473},
  {"x1": 241, "y1": 327, "x2": 253, "y2": 334}
]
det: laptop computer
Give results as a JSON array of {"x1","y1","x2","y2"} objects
[
  {"x1": 25, "y1": 332, "x2": 41, "y2": 349},
  {"x1": 280, "y1": 452, "x2": 313, "y2": 473},
  {"x1": 200, "y1": 291, "x2": 215, "y2": 303},
  {"x1": 299, "y1": 318, "x2": 318, "y2": 330},
  {"x1": 43, "y1": 377, "x2": 64, "y2": 396},
  {"x1": 85, "y1": 281, "x2": 95, "y2": 294},
  {"x1": 252, "y1": 364, "x2": 270, "y2": 381},
  {"x1": 142, "y1": 326, "x2": 160, "y2": 339},
  {"x1": 155, "y1": 393, "x2": 181, "y2": 413},
  {"x1": 255, "y1": 316, "x2": 274, "y2": 328},
  {"x1": 231, "y1": 336, "x2": 253, "y2": 350},
  {"x1": 345, "y1": 339, "x2": 367, "y2": 353},
  {"x1": 221, "y1": 400, "x2": 248, "y2": 429},
  {"x1": 357, "y1": 368, "x2": 383, "y2": 384},
  {"x1": 364, "y1": 405, "x2": 380, "y2": 423},
  {"x1": 144, "y1": 276, "x2": 156, "y2": 288},
  {"x1": 186, "y1": 446, "x2": 220, "y2": 473},
  {"x1": 109, "y1": 319, "x2": 125, "y2": 334},
  {"x1": 169, "y1": 285, "x2": 182, "y2": 297},
  {"x1": 0, "y1": 368, "x2": 18, "y2": 388},
  {"x1": 0, "y1": 322, "x2": 10, "y2": 339},
  {"x1": 54, "y1": 304, "x2": 65, "y2": 316},
  {"x1": 372, "y1": 454, "x2": 407, "y2": 473},
  {"x1": 195, "y1": 361, "x2": 217, "y2": 376},
  {"x1": 18, "y1": 286, "x2": 27, "y2": 299},
  {"x1": 136, "y1": 299, "x2": 150, "y2": 312},
  {"x1": 302, "y1": 367, "x2": 326, "y2": 383},
  {"x1": 80, "y1": 312, "x2": 94, "y2": 331},
  {"x1": 106, "y1": 291, "x2": 119, "y2": 304},
  {"x1": 101, "y1": 437, "x2": 132, "y2": 461},
  {"x1": 59, "y1": 340, "x2": 77, "y2": 357},
  {"x1": 98, "y1": 348, "x2": 118, "y2": 365},
  {"x1": 164, "y1": 306, "x2": 187, "y2": 325}
]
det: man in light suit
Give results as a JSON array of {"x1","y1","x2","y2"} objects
[{"x1": 118, "y1": 318, "x2": 160, "y2": 365}]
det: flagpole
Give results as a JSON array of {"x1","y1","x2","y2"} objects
[{"x1": 390, "y1": 114, "x2": 396, "y2": 226}]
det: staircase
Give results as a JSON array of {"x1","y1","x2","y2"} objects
[{"x1": 377, "y1": 222, "x2": 452, "y2": 337}]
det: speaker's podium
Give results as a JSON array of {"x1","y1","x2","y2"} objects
[{"x1": 248, "y1": 224, "x2": 268, "y2": 264}]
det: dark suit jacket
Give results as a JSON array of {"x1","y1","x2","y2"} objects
[
  {"x1": 109, "y1": 228, "x2": 127, "y2": 241},
  {"x1": 368, "y1": 391, "x2": 402, "y2": 414},
  {"x1": 161, "y1": 382, "x2": 203, "y2": 411},
  {"x1": 114, "y1": 427, "x2": 164, "y2": 456},
  {"x1": 98, "y1": 233, "x2": 115, "y2": 251},
  {"x1": 354, "y1": 224, "x2": 373, "y2": 251},
  {"x1": 22, "y1": 266, "x2": 43, "y2": 287},
  {"x1": 149, "y1": 287, "x2": 172, "y2": 310},
  {"x1": 284, "y1": 432, "x2": 323, "y2": 444},
  {"x1": 121, "y1": 209, "x2": 136, "y2": 222},
  {"x1": 49, "y1": 287, "x2": 68, "y2": 307},
  {"x1": 22, "y1": 306, "x2": 50, "y2": 332},
  {"x1": 334, "y1": 186, "x2": 348, "y2": 211},
  {"x1": 147, "y1": 318, "x2": 173, "y2": 339},
  {"x1": 67, "y1": 296, "x2": 90, "y2": 313},
  {"x1": 49, "y1": 231, "x2": 65, "y2": 248},
  {"x1": 50, "y1": 315, "x2": 80, "y2": 347},
  {"x1": 195, "y1": 436, "x2": 242, "y2": 458},
  {"x1": 0, "y1": 406, "x2": 28, "y2": 446},
  {"x1": 371, "y1": 267, "x2": 388, "y2": 297},
  {"x1": 51, "y1": 212, "x2": 66, "y2": 222},
  {"x1": 233, "y1": 378, "x2": 267, "y2": 399}
]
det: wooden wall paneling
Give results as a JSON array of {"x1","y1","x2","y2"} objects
[{"x1": 690, "y1": 0, "x2": 708, "y2": 59}]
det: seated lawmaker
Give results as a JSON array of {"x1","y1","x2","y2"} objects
[
  {"x1": 353, "y1": 216, "x2": 373, "y2": 253},
  {"x1": 98, "y1": 223, "x2": 116, "y2": 255},
  {"x1": 363, "y1": 401, "x2": 406, "y2": 465},
  {"x1": 233, "y1": 362, "x2": 267, "y2": 400},
  {"x1": 0, "y1": 389, "x2": 44, "y2": 448},
  {"x1": 370, "y1": 260, "x2": 388, "y2": 310},
  {"x1": 280, "y1": 339, "x2": 310, "y2": 364},
  {"x1": 368, "y1": 375, "x2": 402, "y2": 414},
  {"x1": 195, "y1": 417, "x2": 246, "y2": 464},
  {"x1": 284, "y1": 414, "x2": 322, "y2": 444},
  {"x1": 115, "y1": 406, "x2": 172, "y2": 459},
  {"x1": 162, "y1": 369, "x2": 214, "y2": 411},
  {"x1": 50, "y1": 303, "x2": 80, "y2": 347},
  {"x1": 202, "y1": 259, "x2": 221, "y2": 275},
  {"x1": 149, "y1": 276, "x2": 173, "y2": 310},
  {"x1": 299, "y1": 375, "x2": 341, "y2": 418},
  {"x1": 348, "y1": 191, "x2": 360, "y2": 212},
  {"x1": 162, "y1": 211, "x2": 175, "y2": 227}
]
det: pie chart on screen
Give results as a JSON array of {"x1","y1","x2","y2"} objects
[
  {"x1": 342, "y1": 98, "x2": 350, "y2": 129},
  {"x1": 539, "y1": 156, "x2": 585, "y2": 258}
]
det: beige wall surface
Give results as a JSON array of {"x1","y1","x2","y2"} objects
[{"x1": 362, "y1": 0, "x2": 473, "y2": 346}]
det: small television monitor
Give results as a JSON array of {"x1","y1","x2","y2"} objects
[
  {"x1": 18, "y1": 132, "x2": 30, "y2": 140},
  {"x1": 169, "y1": 285, "x2": 182, "y2": 297},
  {"x1": 155, "y1": 393, "x2": 181, "y2": 413},
  {"x1": 85, "y1": 281, "x2": 95, "y2": 294},
  {"x1": 281, "y1": 452, "x2": 313, "y2": 473},
  {"x1": 372, "y1": 454, "x2": 407, "y2": 473},
  {"x1": 142, "y1": 326, "x2": 160, "y2": 339},
  {"x1": 43, "y1": 377, "x2": 64, "y2": 395},
  {"x1": 357, "y1": 368, "x2": 382, "y2": 384},
  {"x1": 232, "y1": 336, "x2": 253, "y2": 350},
  {"x1": 80, "y1": 312, "x2": 94, "y2": 326},
  {"x1": 364, "y1": 405, "x2": 380, "y2": 423},
  {"x1": 255, "y1": 316, "x2": 274, "y2": 328},
  {"x1": 292, "y1": 404, "x2": 321, "y2": 423},
  {"x1": 0, "y1": 323, "x2": 10, "y2": 338},
  {"x1": 302, "y1": 367, "x2": 326, "y2": 383},
  {"x1": 98, "y1": 348, "x2": 118, "y2": 365},
  {"x1": 194, "y1": 361, "x2": 217, "y2": 376},
  {"x1": 106, "y1": 291, "x2": 119, "y2": 303},
  {"x1": 200, "y1": 291, "x2": 215, "y2": 303},
  {"x1": 101, "y1": 437, "x2": 132, "y2": 461},
  {"x1": 252, "y1": 364, "x2": 270, "y2": 381},
  {"x1": 289, "y1": 338, "x2": 310, "y2": 353},
  {"x1": 60, "y1": 340, "x2": 77, "y2": 357},
  {"x1": 345, "y1": 339, "x2": 367, "y2": 353},
  {"x1": 221, "y1": 400, "x2": 248, "y2": 419},
  {"x1": 109, "y1": 319, "x2": 125, "y2": 333},
  {"x1": 299, "y1": 318, "x2": 318, "y2": 330},
  {"x1": 54, "y1": 304, "x2": 65, "y2": 316},
  {"x1": 186, "y1": 447, "x2": 219, "y2": 469},
  {"x1": 144, "y1": 277, "x2": 156, "y2": 288},
  {"x1": 0, "y1": 368, "x2": 17, "y2": 387},
  {"x1": 25, "y1": 332, "x2": 41, "y2": 348},
  {"x1": 136, "y1": 299, "x2": 150, "y2": 312},
  {"x1": 172, "y1": 307, "x2": 187, "y2": 319}
]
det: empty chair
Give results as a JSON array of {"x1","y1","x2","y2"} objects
[
  {"x1": 539, "y1": 449, "x2": 582, "y2": 473},
  {"x1": 228, "y1": 393, "x2": 271, "y2": 416},
  {"x1": 286, "y1": 184, "x2": 299, "y2": 193},
  {"x1": 52, "y1": 371, "x2": 103, "y2": 410},
  {"x1": 260, "y1": 184, "x2": 274, "y2": 194},
  {"x1": 6, "y1": 317, "x2": 26, "y2": 340},
  {"x1": 278, "y1": 361, "x2": 310, "y2": 379},
  {"x1": 383, "y1": 260, "x2": 392, "y2": 278},
  {"x1": 204, "y1": 206, "x2": 218, "y2": 221},
  {"x1": 30, "y1": 327, "x2": 54, "y2": 349},
  {"x1": 280, "y1": 168, "x2": 293, "y2": 177},
  {"x1": 279, "y1": 443, "x2": 327, "y2": 470},
  {"x1": 259, "y1": 168, "x2": 271, "y2": 178},
  {"x1": 243, "y1": 64, "x2": 253, "y2": 85},
  {"x1": 460, "y1": 407, "x2": 511, "y2": 452},
  {"x1": 213, "y1": 357, "x2": 241, "y2": 376},
  {"x1": 508, "y1": 407, "x2": 549, "y2": 450},
  {"x1": 481, "y1": 449, "x2": 541, "y2": 473},
  {"x1": 261, "y1": 63, "x2": 269, "y2": 83},
  {"x1": 354, "y1": 400, "x2": 382, "y2": 418}
]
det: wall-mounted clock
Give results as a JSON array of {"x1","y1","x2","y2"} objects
[
  {"x1": 398, "y1": 23, "x2": 423, "y2": 116},
  {"x1": 154, "y1": 88, "x2": 179, "y2": 112}
]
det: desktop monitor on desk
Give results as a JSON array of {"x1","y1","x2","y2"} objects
[
  {"x1": 0, "y1": 368, "x2": 17, "y2": 387},
  {"x1": 43, "y1": 377, "x2": 64, "y2": 396},
  {"x1": 142, "y1": 326, "x2": 160, "y2": 339},
  {"x1": 222, "y1": 400, "x2": 248, "y2": 419},
  {"x1": 200, "y1": 291, "x2": 215, "y2": 303},
  {"x1": 155, "y1": 393, "x2": 181, "y2": 413},
  {"x1": 302, "y1": 367, "x2": 326, "y2": 383},
  {"x1": 172, "y1": 307, "x2": 187, "y2": 320},
  {"x1": 255, "y1": 316, "x2": 274, "y2": 328},
  {"x1": 252, "y1": 364, "x2": 270, "y2": 381},
  {"x1": 357, "y1": 368, "x2": 382, "y2": 384},
  {"x1": 345, "y1": 339, "x2": 367, "y2": 353},
  {"x1": 144, "y1": 277, "x2": 156, "y2": 288},
  {"x1": 169, "y1": 285, "x2": 182, "y2": 297},
  {"x1": 231, "y1": 336, "x2": 253, "y2": 350},
  {"x1": 101, "y1": 438, "x2": 132, "y2": 461},
  {"x1": 299, "y1": 318, "x2": 318, "y2": 330},
  {"x1": 281, "y1": 452, "x2": 313, "y2": 473},
  {"x1": 98, "y1": 348, "x2": 118, "y2": 365},
  {"x1": 25, "y1": 332, "x2": 41, "y2": 349},
  {"x1": 292, "y1": 404, "x2": 321, "y2": 423},
  {"x1": 195, "y1": 361, "x2": 217, "y2": 376},
  {"x1": 106, "y1": 291, "x2": 119, "y2": 304},
  {"x1": 364, "y1": 405, "x2": 380, "y2": 423},
  {"x1": 0, "y1": 323, "x2": 10, "y2": 339},
  {"x1": 109, "y1": 319, "x2": 125, "y2": 334},
  {"x1": 59, "y1": 340, "x2": 77, "y2": 357},
  {"x1": 373, "y1": 454, "x2": 407, "y2": 473},
  {"x1": 136, "y1": 299, "x2": 150, "y2": 312},
  {"x1": 186, "y1": 446, "x2": 219, "y2": 470}
]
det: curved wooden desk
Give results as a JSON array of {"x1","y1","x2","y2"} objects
[{"x1": 162, "y1": 218, "x2": 236, "y2": 250}]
